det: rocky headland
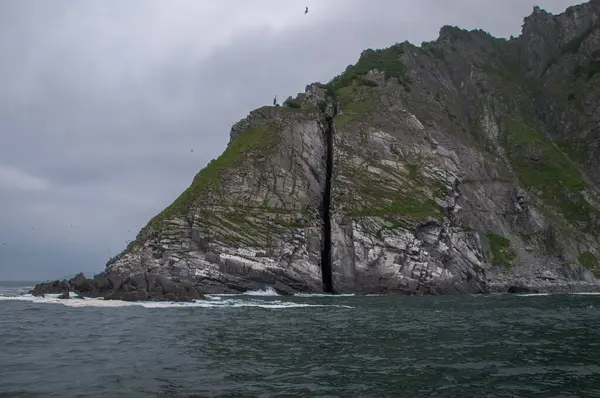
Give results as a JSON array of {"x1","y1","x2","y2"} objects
[{"x1": 32, "y1": 1, "x2": 600, "y2": 300}]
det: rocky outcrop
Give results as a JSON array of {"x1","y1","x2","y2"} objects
[
  {"x1": 38, "y1": 1, "x2": 600, "y2": 299},
  {"x1": 31, "y1": 272, "x2": 205, "y2": 302}
]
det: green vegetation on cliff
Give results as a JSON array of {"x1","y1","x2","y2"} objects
[
  {"x1": 326, "y1": 44, "x2": 410, "y2": 92},
  {"x1": 334, "y1": 98, "x2": 376, "y2": 127},
  {"x1": 163, "y1": 124, "x2": 277, "y2": 218},
  {"x1": 487, "y1": 234, "x2": 516, "y2": 270},
  {"x1": 579, "y1": 251, "x2": 600, "y2": 276},
  {"x1": 130, "y1": 123, "x2": 278, "y2": 246},
  {"x1": 503, "y1": 117, "x2": 599, "y2": 231}
]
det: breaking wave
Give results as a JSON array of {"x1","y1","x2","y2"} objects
[
  {"x1": 241, "y1": 287, "x2": 280, "y2": 296},
  {"x1": 0, "y1": 293, "x2": 355, "y2": 310},
  {"x1": 0, "y1": 286, "x2": 33, "y2": 297}
]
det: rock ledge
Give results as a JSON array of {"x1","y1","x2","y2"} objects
[{"x1": 30, "y1": 272, "x2": 205, "y2": 302}]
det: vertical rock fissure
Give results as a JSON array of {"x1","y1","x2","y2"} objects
[{"x1": 320, "y1": 104, "x2": 336, "y2": 293}]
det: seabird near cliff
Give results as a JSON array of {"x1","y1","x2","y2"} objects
[{"x1": 304, "y1": 6, "x2": 308, "y2": 14}]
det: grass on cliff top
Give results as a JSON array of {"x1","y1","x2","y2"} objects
[
  {"x1": 135, "y1": 124, "x2": 278, "y2": 240},
  {"x1": 487, "y1": 234, "x2": 516, "y2": 270},
  {"x1": 331, "y1": 81, "x2": 383, "y2": 129},
  {"x1": 503, "y1": 117, "x2": 600, "y2": 230},
  {"x1": 579, "y1": 251, "x2": 600, "y2": 277},
  {"x1": 326, "y1": 44, "x2": 409, "y2": 92},
  {"x1": 321, "y1": 43, "x2": 411, "y2": 128},
  {"x1": 334, "y1": 97, "x2": 376, "y2": 128}
]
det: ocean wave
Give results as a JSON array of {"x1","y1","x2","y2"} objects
[
  {"x1": 0, "y1": 286, "x2": 34, "y2": 296},
  {"x1": 241, "y1": 287, "x2": 280, "y2": 296},
  {"x1": 0, "y1": 294, "x2": 355, "y2": 310}
]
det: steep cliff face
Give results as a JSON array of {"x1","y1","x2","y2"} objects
[
  {"x1": 106, "y1": 1, "x2": 600, "y2": 296},
  {"x1": 523, "y1": 2, "x2": 600, "y2": 186},
  {"x1": 108, "y1": 87, "x2": 335, "y2": 294}
]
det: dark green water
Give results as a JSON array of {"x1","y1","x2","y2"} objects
[{"x1": 1, "y1": 285, "x2": 600, "y2": 397}]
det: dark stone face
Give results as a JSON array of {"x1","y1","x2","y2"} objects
[{"x1": 30, "y1": 272, "x2": 206, "y2": 302}]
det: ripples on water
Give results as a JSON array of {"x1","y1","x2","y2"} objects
[{"x1": 1, "y1": 284, "x2": 600, "y2": 397}]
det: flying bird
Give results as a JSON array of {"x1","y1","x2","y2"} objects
[{"x1": 304, "y1": 6, "x2": 309, "y2": 14}]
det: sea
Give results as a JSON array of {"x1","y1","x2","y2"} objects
[{"x1": 1, "y1": 281, "x2": 600, "y2": 397}]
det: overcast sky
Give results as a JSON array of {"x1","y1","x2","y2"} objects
[{"x1": 0, "y1": 0, "x2": 581, "y2": 281}]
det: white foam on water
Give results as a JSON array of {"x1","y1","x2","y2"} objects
[
  {"x1": 242, "y1": 287, "x2": 280, "y2": 296},
  {"x1": 570, "y1": 292, "x2": 600, "y2": 296},
  {"x1": 217, "y1": 287, "x2": 355, "y2": 298},
  {"x1": 516, "y1": 292, "x2": 600, "y2": 297},
  {"x1": 516, "y1": 293, "x2": 551, "y2": 297},
  {"x1": 293, "y1": 293, "x2": 356, "y2": 297},
  {"x1": 0, "y1": 295, "x2": 142, "y2": 308},
  {"x1": 0, "y1": 294, "x2": 355, "y2": 310}
]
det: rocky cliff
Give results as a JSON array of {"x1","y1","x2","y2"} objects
[{"x1": 46, "y1": 1, "x2": 600, "y2": 299}]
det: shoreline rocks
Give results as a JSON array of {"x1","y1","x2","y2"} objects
[
  {"x1": 29, "y1": 270, "x2": 600, "y2": 300},
  {"x1": 30, "y1": 272, "x2": 205, "y2": 302}
]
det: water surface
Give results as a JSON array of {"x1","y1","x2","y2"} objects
[{"x1": 1, "y1": 283, "x2": 599, "y2": 397}]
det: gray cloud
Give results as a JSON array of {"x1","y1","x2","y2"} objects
[{"x1": 0, "y1": 0, "x2": 578, "y2": 281}]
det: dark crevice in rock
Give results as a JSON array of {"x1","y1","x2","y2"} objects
[{"x1": 320, "y1": 102, "x2": 337, "y2": 293}]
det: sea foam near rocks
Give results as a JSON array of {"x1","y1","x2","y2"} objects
[{"x1": 0, "y1": 293, "x2": 355, "y2": 309}]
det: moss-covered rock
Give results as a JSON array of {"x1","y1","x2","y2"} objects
[
  {"x1": 579, "y1": 251, "x2": 599, "y2": 277},
  {"x1": 487, "y1": 234, "x2": 517, "y2": 270}
]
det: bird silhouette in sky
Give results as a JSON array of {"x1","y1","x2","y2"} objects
[{"x1": 305, "y1": 6, "x2": 309, "y2": 14}]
